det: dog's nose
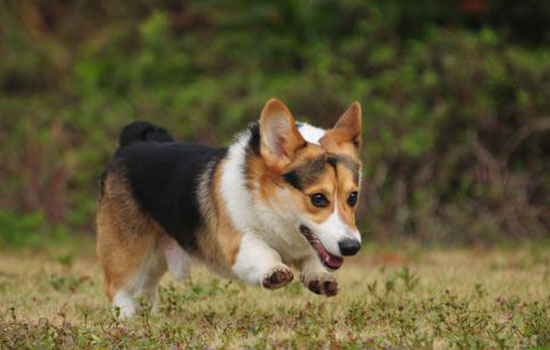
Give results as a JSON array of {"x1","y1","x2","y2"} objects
[{"x1": 338, "y1": 238, "x2": 361, "y2": 256}]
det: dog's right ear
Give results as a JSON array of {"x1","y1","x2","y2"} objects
[
  {"x1": 319, "y1": 101, "x2": 362, "y2": 158},
  {"x1": 259, "y1": 98, "x2": 306, "y2": 171}
]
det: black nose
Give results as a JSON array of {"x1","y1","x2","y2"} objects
[{"x1": 338, "y1": 238, "x2": 361, "y2": 256}]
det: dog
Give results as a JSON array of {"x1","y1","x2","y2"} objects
[{"x1": 96, "y1": 98, "x2": 363, "y2": 317}]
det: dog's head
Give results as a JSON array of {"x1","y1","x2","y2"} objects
[{"x1": 252, "y1": 98, "x2": 362, "y2": 270}]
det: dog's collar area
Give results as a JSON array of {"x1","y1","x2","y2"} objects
[{"x1": 299, "y1": 225, "x2": 343, "y2": 270}]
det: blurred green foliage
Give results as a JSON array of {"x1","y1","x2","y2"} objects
[{"x1": 1, "y1": 0, "x2": 549, "y2": 245}]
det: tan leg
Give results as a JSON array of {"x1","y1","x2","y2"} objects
[{"x1": 96, "y1": 172, "x2": 167, "y2": 318}]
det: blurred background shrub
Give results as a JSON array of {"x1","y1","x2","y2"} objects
[{"x1": 1, "y1": 0, "x2": 549, "y2": 246}]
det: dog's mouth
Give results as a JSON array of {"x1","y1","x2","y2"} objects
[{"x1": 299, "y1": 225, "x2": 343, "y2": 270}]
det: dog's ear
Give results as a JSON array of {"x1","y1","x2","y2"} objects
[
  {"x1": 320, "y1": 101, "x2": 362, "y2": 157},
  {"x1": 259, "y1": 98, "x2": 306, "y2": 171}
]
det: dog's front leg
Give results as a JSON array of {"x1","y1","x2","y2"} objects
[
  {"x1": 298, "y1": 254, "x2": 339, "y2": 297},
  {"x1": 231, "y1": 234, "x2": 293, "y2": 289}
]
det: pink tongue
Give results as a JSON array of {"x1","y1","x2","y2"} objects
[
  {"x1": 326, "y1": 255, "x2": 344, "y2": 269},
  {"x1": 313, "y1": 241, "x2": 344, "y2": 269}
]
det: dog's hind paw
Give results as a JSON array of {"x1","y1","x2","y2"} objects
[
  {"x1": 302, "y1": 273, "x2": 339, "y2": 297},
  {"x1": 262, "y1": 266, "x2": 294, "y2": 289}
]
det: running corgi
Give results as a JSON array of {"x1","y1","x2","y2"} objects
[{"x1": 96, "y1": 98, "x2": 363, "y2": 317}]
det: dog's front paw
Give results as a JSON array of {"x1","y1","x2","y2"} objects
[
  {"x1": 301, "y1": 273, "x2": 339, "y2": 297},
  {"x1": 262, "y1": 265, "x2": 294, "y2": 289}
]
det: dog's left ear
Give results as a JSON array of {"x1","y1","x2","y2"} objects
[
  {"x1": 259, "y1": 98, "x2": 306, "y2": 171},
  {"x1": 320, "y1": 101, "x2": 362, "y2": 156}
]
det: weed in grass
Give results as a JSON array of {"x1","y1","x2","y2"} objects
[
  {"x1": 396, "y1": 266, "x2": 420, "y2": 292},
  {"x1": 55, "y1": 253, "x2": 75, "y2": 269},
  {"x1": 474, "y1": 283, "x2": 487, "y2": 298}
]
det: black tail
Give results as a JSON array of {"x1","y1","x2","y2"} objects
[{"x1": 118, "y1": 121, "x2": 174, "y2": 148}]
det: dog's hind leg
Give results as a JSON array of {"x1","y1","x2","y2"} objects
[
  {"x1": 159, "y1": 233, "x2": 192, "y2": 281},
  {"x1": 96, "y1": 172, "x2": 167, "y2": 318},
  {"x1": 113, "y1": 243, "x2": 167, "y2": 316}
]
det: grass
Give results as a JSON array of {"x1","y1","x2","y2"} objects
[{"x1": 1, "y1": 240, "x2": 550, "y2": 349}]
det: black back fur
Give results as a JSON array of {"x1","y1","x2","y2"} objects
[{"x1": 105, "y1": 122, "x2": 228, "y2": 253}]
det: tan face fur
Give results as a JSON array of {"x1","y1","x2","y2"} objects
[{"x1": 253, "y1": 99, "x2": 363, "y2": 257}]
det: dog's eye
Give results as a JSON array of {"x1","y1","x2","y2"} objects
[
  {"x1": 310, "y1": 193, "x2": 329, "y2": 208},
  {"x1": 347, "y1": 191, "x2": 358, "y2": 207}
]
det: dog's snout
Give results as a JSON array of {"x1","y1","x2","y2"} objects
[{"x1": 338, "y1": 238, "x2": 361, "y2": 256}]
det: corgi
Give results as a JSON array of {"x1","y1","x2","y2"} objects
[{"x1": 96, "y1": 98, "x2": 363, "y2": 317}]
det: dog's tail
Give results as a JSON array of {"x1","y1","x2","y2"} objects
[
  {"x1": 118, "y1": 121, "x2": 174, "y2": 149},
  {"x1": 99, "y1": 122, "x2": 173, "y2": 197}
]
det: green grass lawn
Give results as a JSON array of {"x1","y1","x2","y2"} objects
[{"x1": 1, "y1": 241, "x2": 549, "y2": 349}]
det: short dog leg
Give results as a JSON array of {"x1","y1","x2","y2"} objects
[
  {"x1": 159, "y1": 233, "x2": 191, "y2": 281},
  {"x1": 112, "y1": 246, "x2": 167, "y2": 318},
  {"x1": 299, "y1": 255, "x2": 339, "y2": 297},
  {"x1": 232, "y1": 234, "x2": 293, "y2": 289},
  {"x1": 113, "y1": 290, "x2": 138, "y2": 318}
]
